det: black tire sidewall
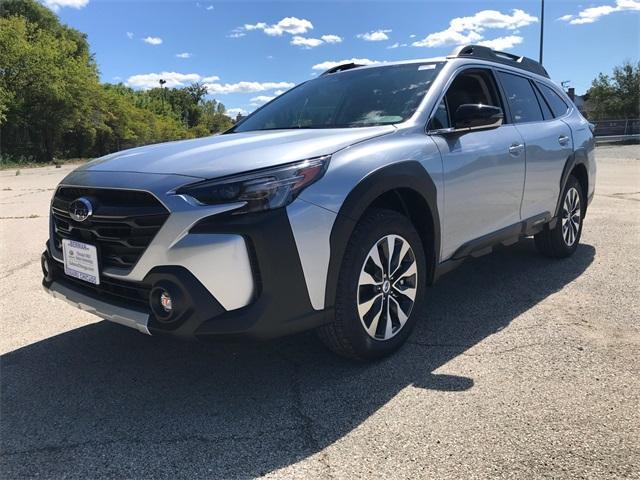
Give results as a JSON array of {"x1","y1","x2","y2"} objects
[{"x1": 335, "y1": 209, "x2": 427, "y2": 359}]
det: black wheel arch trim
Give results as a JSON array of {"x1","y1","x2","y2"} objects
[
  {"x1": 555, "y1": 149, "x2": 590, "y2": 221},
  {"x1": 324, "y1": 161, "x2": 441, "y2": 310}
]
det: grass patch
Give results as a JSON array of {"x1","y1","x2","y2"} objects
[{"x1": 0, "y1": 158, "x2": 89, "y2": 171}]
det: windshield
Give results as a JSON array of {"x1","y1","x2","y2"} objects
[{"x1": 233, "y1": 62, "x2": 444, "y2": 132}]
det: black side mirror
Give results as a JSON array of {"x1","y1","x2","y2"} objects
[{"x1": 453, "y1": 104, "x2": 503, "y2": 131}]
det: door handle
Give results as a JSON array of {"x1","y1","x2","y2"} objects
[
  {"x1": 558, "y1": 135, "x2": 570, "y2": 146},
  {"x1": 509, "y1": 143, "x2": 524, "y2": 155}
]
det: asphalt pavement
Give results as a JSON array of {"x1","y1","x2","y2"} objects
[{"x1": 1, "y1": 145, "x2": 639, "y2": 479}]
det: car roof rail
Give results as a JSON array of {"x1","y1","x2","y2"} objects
[
  {"x1": 321, "y1": 63, "x2": 365, "y2": 76},
  {"x1": 449, "y1": 45, "x2": 550, "y2": 78}
]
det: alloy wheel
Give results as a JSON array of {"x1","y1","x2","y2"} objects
[
  {"x1": 561, "y1": 187, "x2": 581, "y2": 247},
  {"x1": 357, "y1": 234, "x2": 418, "y2": 340}
]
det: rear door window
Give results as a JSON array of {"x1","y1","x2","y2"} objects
[
  {"x1": 497, "y1": 72, "x2": 544, "y2": 123},
  {"x1": 537, "y1": 83, "x2": 570, "y2": 117}
]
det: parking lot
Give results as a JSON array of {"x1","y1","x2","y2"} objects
[{"x1": 1, "y1": 145, "x2": 639, "y2": 479}]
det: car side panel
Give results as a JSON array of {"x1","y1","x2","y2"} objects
[
  {"x1": 515, "y1": 118, "x2": 574, "y2": 219},
  {"x1": 431, "y1": 124, "x2": 526, "y2": 260}
]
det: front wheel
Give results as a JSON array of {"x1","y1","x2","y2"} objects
[
  {"x1": 535, "y1": 175, "x2": 585, "y2": 258},
  {"x1": 318, "y1": 209, "x2": 427, "y2": 360}
]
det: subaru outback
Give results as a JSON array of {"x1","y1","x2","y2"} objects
[{"x1": 42, "y1": 45, "x2": 596, "y2": 360}]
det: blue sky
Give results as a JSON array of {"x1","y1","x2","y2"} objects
[{"x1": 48, "y1": 0, "x2": 640, "y2": 117}]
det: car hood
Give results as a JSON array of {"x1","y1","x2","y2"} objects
[{"x1": 77, "y1": 126, "x2": 396, "y2": 179}]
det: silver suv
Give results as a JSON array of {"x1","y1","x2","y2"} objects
[{"x1": 42, "y1": 45, "x2": 596, "y2": 360}]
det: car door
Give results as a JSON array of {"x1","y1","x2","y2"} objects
[
  {"x1": 428, "y1": 68, "x2": 526, "y2": 260},
  {"x1": 495, "y1": 71, "x2": 574, "y2": 219}
]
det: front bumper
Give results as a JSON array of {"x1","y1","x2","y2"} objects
[
  {"x1": 44, "y1": 277, "x2": 151, "y2": 335},
  {"x1": 43, "y1": 206, "x2": 331, "y2": 341}
]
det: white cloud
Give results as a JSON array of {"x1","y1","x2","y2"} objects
[
  {"x1": 126, "y1": 73, "x2": 293, "y2": 96},
  {"x1": 226, "y1": 108, "x2": 248, "y2": 118},
  {"x1": 227, "y1": 32, "x2": 246, "y2": 38},
  {"x1": 321, "y1": 34, "x2": 343, "y2": 43},
  {"x1": 143, "y1": 36, "x2": 163, "y2": 45},
  {"x1": 357, "y1": 29, "x2": 392, "y2": 41},
  {"x1": 175, "y1": 52, "x2": 192, "y2": 59},
  {"x1": 43, "y1": 0, "x2": 88, "y2": 11},
  {"x1": 203, "y1": 81, "x2": 295, "y2": 95},
  {"x1": 206, "y1": 5, "x2": 214, "y2": 10},
  {"x1": 244, "y1": 17, "x2": 313, "y2": 36},
  {"x1": 244, "y1": 22, "x2": 267, "y2": 31},
  {"x1": 558, "y1": 0, "x2": 640, "y2": 24},
  {"x1": 311, "y1": 58, "x2": 382, "y2": 71},
  {"x1": 291, "y1": 36, "x2": 324, "y2": 48},
  {"x1": 273, "y1": 90, "x2": 285, "y2": 95},
  {"x1": 126, "y1": 72, "x2": 202, "y2": 89},
  {"x1": 412, "y1": 29, "x2": 482, "y2": 47},
  {"x1": 250, "y1": 95, "x2": 275, "y2": 104},
  {"x1": 477, "y1": 35, "x2": 523, "y2": 50},
  {"x1": 412, "y1": 8, "x2": 537, "y2": 48},
  {"x1": 387, "y1": 42, "x2": 407, "y2": 49},
  {"x1": 126, "y1": 32, "x2": 134, "y2": 39}
]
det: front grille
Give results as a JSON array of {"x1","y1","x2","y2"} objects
[{"x1": 51, "y1": 187, "x2": 169, "y2": 271}]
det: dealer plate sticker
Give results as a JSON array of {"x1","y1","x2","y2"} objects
[{"x1": 62, "y1": 239, "x2": 100, "y2": 285}]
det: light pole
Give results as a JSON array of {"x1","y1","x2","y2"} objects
[
  {"x1": 159, "y1": 79, "x2": 167, "y2": 111},
  {"x1": 539, "y1": 0, "x2": 545, "y2": 65}
]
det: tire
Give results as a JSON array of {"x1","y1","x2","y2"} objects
[
  {"x1": 318, "y1": 208, "x2": 427, "y2": 360},
  {"x1": 534, "y1": 175, "x2": 585, "y2": 258}
]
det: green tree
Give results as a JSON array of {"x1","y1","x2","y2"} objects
[
  {"x1": 586, "y1": 61, "x2": 640, "y2": 120},
  {"x1": 0, "y1": 2, "x2": 99, "y2": 161},
  {"x1": 0, "y1": 0, "x2": 235, "y2": 163}
]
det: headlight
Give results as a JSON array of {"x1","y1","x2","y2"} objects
[{"x1": 175, "y1": 155, "x2": 330, "y2": 213}]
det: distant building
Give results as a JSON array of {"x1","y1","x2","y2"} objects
[
  {"x1": 566, "y1": 87, "x2": 588, "y2": 115},
  {"x1": 235, "y1": 113, "x2": 245, "y2": 124}
]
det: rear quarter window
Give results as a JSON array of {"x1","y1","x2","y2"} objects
[{"x1": 537, "y1": 83, "x2": 570, "y2": 117}]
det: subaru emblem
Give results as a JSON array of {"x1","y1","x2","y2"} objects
[{"x1": 69, "y1": 197, "x2": 93, "y2": 222}]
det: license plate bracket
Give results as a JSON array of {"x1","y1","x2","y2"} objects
[{"x1": 62, "y1": 239, "x2": 100, "y2": 285}]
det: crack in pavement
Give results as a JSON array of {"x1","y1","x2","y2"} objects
[
  {"x1": 597, "y1": 192, "x2": 640, "y2": 202},
  {"x1": 0, "y1": 215, "x2": 41, "y2": 220},
  {"x1": 408, "y1": 340, "x2": 544, "y2": 357},
  {"x1": 0, "y1": 258, "x2": 40, "y2": 280},
  {"x1": 277, "y1": 352, "x2": 334, "y2": 478},
  {"x1": 0, "y1": 188, "x2": 55, "y2": 203}
]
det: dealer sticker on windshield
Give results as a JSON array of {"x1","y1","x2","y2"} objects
[{"x1": 62, "y1": 239, "x2": 100, "y2": 285}]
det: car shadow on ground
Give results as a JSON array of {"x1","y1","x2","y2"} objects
[{"x1": 1, "y1": 239, "x2": 595, "y2": 478}]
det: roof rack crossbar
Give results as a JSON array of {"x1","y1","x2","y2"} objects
[
  {"x1": 448, "y1": 45, "x2": 550, "y2": 78},
  {"x1": 321, "y1": 63, "x2": 364, "y2": 76}
]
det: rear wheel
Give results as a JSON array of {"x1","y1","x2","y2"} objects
[
  {"x1": 535, "y1": 175, "x2": 585, "y2": 258},
  {"x1": 318, "y1": 209, "x2": 426, "y2": 360}
]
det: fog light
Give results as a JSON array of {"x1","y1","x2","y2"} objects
[
  {"x1": 150, "y1": 283, "x2": 183, "y2": 323},
  {"x1": 159, "y1": 290, "x2": 173, "y2": 313}
]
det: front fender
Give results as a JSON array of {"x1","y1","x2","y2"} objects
[{"x1": 321, "y1": 161, "x2": 441, "y2": 309}]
